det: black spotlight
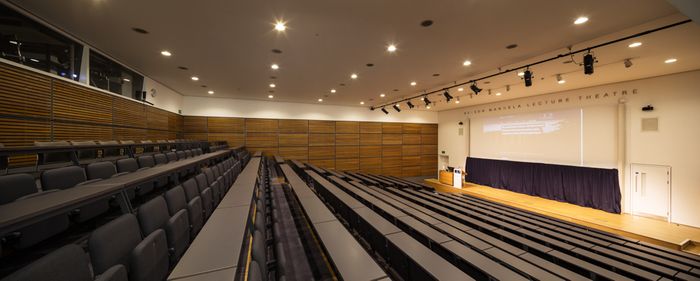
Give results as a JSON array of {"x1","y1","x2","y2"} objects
[
  {"x1": 443, "y1": 90, "x2": 453, "y2": 102},
  {"x1": 370, "y1": 106, "x2": 375, "y2": 111},
  {"x1": 381, "y1": 107, "x2": 389, "y2": 114},
  {"x1": 393, "y1": 104, "x2": 401, "y2": 112},
  {"x1": 407, "y1": 101, "x2": 415, "y2": 109},
  {"x1": 524, "y1": 70, "x2": 533, "y2": 87},
  {"x1": 423, "y1": 96, "x2": 431, "y2": 106},
  {"x1": 584, "y1": 52, "x2": 595, "y2": 75},
  {"x1": 470, "y1": 83, "x2": 482, "y2": 95}
]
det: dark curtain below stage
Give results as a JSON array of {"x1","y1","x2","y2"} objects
[{"x1": 465, "y1": 157, "x2": 621, "y2": 213}]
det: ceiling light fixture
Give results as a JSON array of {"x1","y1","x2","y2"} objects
[
  {"x1": 496, "y1": 92, "x2": 502, "y2": 96},
  {"x1": 380, "y1": 93, "x2": 386, "y2": 98},
  {"x1": 271, "y1": 64, "x2": 279, "y2": 70},
  {"x1": 269, "y1": 83, "x2": 276, "y2": 88},
  {"x1": 191, "y1": 76, "x2": 199, "y2": 81},
  {"x1": 387, "y1": 44, "x2": 397, "y2": 52},
  {"x1": 268, "y1": 95, "x2": 274, "y2": 98},
  {"x1": 381, "y1": 107, "x2": 389, "y2": 114},
  {"x1": 455, "y1": 97, "x2": 460, "y2": 104},
  {"x1": 407, "y1": 101, "x2": 415, "y2": 109},
  {"x1": 443, "y1": 90, "x2": 453, "y2": 102},
  {"x1": 208, "y1": 90, "x2": 214, "y2": 94},
  {"x1": 556, "y1": 74, "x2": 566, "y2": 84},
  {"x1": 426, "y1": 105, "x2": 431, "y2": 109},
  {"x1": 351, "y1": 73, "x2": 358, "y2": 79},
  {"x1": 574, "y1": 16, "x2": 589, "y2": 25},
  {"x1": 584, "y1": 51, "x2": 595, "y2": 75},
  {"x1": 318, "y1": 98, "x2": 323, "y2": 102},
  {"x1": 665, "y1": 58, "x2": 677, "y2": 64},
  {"x1": 161, "y1": 50, "x2": 172, "y2": 57},
  {"x1": 463, "y1": 60, "x2": 472, "y2": 66},
  {"x1": 360, "y1": 101, "x2": 365, "y2": 105},
  {"x1": 423, "y1": 96, "x2": 431, "y2": 106},
  {"x1": 517, "y1": 71, "x2": 525, "y2": 76},
  {"x1": 628, "y1": 42, "x2": 642, "y2": 48},
  {"x1": 274, "y1": 21, "x2": 287, "y2": 31},
  {"x1": 410, "y1": 81, "x2": 417, "y2": 86},
  {"x1": 524, "y1": 69, "x2": 533, "y2": 87},
  {"x1": 123, "y1": 78, "x2": 130, "y2": 82},
  {"x1": 457, "y1": 87, "x2": 464, "y2": 92},
  {"x1": 393, "y1": 104, "x2": 401, "y2": 112},
  {"x1": 470, "y1": 83, "x2": 482, "y2": 95},
  {"x1": 330, "y1": 89, "x2": 336, "y2": 93}
]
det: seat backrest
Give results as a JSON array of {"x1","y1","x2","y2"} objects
[
  {"x1": 248, "y1": 260, "x2": 264, "y2": 281},
  {"x1": 0, "y1": 174, "x2": 37, "y2": 204},
  {"x1": 70, "y1": 140, "x2": 97, "y2": 160},
  {"x1": 41, "y1": 166, "x2": 86, "y2": 190},
  {"x1": 176, "y1": 151, "x2": 186, "y2": 160},
  {"x1": 194, "y1": 174, "x2": 208, "y2": 193},
  {"x1": 137, "y1": 197, "x2": 170, "y2": 236},
  {"x1": 86, "y1": 161, "x2": 117, "y2": 180},
  {"x1": 164, "y1": 185, "x2": 188, "y2": 216},
  {"x1": 89, "y1": 214, "x2": 142, "y2": 275},
  {"x1": 98, "y1": 140, "x2": 123, "y2": 157},
  {"x1": 166, "y1": 152, "x2": 177, "y2": 162},
  {"x1": 184, "y1": 150, "x2": 193, "y2": 158},
  {"x1": 129, "y1": 229, "x2": 169, "y2": 281},
  {"x1": 119, "y1": 140, "x2": 135, "y2": 145},
  {"x1": 154, "y1": 153, "x2": 168, "y2": 165},
  {"x1": 137, "y1": 155, "x2": 155, "y2": 168},
  {"x1": 181, "y1": 178, "x2": 200, "y2": 202},
  {"x1": 203, "y1": 168, "x2": 215, "y2": 185},
  {"x1": 35, "y1": 141, "x2": 73, "y2": 164},
  {"x1": 1, "y1": 244, "x2": 93, "y2": 281},
  {"x1": 116, "y1": 158, "x2": 139, "y2": 173}
]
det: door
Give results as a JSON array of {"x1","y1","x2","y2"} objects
[{"x1": 630, "y1": 164, "x2": 671, "y2": 221}]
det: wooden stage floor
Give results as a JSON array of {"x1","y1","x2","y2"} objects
[{"x1": 424, "y1": 179, "x2": 700, "y2": 255}]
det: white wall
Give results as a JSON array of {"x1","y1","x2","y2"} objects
[
  {"x1": 438, "y1": 70, "x2": 700, "y2": 228},
  {"x1": 182, "y1": 96, "x2": 438, "y2": 123},
  {"x1": 143, "y1": 77, "x2": 183, "y2": 114}
]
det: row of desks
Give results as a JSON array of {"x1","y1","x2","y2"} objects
[
  {"x1": 0, "y1": 149, "x2": 232, "y2": 237},
  {"x1": 168, "y1": 157, "x2": 261, "y2": 281},
  {"x1": 279, "y1": 164, "x2": 389, "y2": 281}
]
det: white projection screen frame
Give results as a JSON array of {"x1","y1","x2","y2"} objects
[{"x1": 469, "y1": 108, "x2": 585, "y2": 166}]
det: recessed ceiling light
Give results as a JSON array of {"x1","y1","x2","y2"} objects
[
  {"x1": 317, "y1": 98, "x2": 323, "y2": 102},
  {"x1": 463, "y1": 60, "x2": 472, "y2": 66},
  {"x1": 556, "y1": 74, "x2": 566, "y2": 84},
  {"x1": 387, "y1": 44, "x2": 397, "y2": 52},
  {"x1": 558, "y1": 80, "x2": 566, "y2": 84},
  {"x1": 271, "y1": 64, "x2": 279, "y2": 70},
  {"x1": 208, "y1": 90, "x2": 214, "y2": 94},
  {"x1": 517, "y1": 71, "x2": 525, "y2": 76},
  {"x1": 161, "y1": 50, "x2": 172, "y2": 57},
  {"x1": 426, "y1": 105, "x2": 431, "y2": 109},
  {"x1": 574, "y1": 16, "x2": 589, "y2": 25},
  {"x1": 665, "y1": 58, "x2": 677, "y2": 64},
  {"x1": 496, "y1": 92, "x2": 502, "y2": 96},
  {"x1": 268, "y1": 95, "x2": 274, "y2": 99},
  {"x1": 191, "y1": 76, "x2": 199, "y2": 81},
  {"x1": 457, "y1": 88, "x2": 464, "y2": 92},
  {"x1": 330, "y1": 89, "x2": 336, "y2": 93},
  {"x1": 269, "y1": 83, "x2": 276, "y2": 88},
  {"x1": 123, "y1": 78, "x2": 130, "y2": 82},
  {"x1": 410, "y1": 81, "x2": 417, "y2": 86},
  {"x1": 274, "y1": 21, "x2": 286, "y2": 31},
  {"x1": 350, "y1": 73, "x2": 358, "y2": 79},
  {"x1": 360, "y1": 101, "x2": 365, "y2": 105},
  {"x1": 628, "y1": 42, "x2": 642, "y2": 48},
  {"x1": 380, "y1": 93, "x2": 386, "y2": 98}
]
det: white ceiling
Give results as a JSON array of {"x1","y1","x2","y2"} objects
[{"x1": 8, "y1": 0, "x2": 698, "y2": 112}]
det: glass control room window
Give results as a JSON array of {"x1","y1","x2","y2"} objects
[
  {"x1": 89, "y1": 50, "x2": 144, "y2": 98},
  {"x1": 0, "y1": 4, "x2": 83, "y2": 80}
]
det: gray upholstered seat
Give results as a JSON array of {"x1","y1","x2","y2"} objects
[
  {"x1": 34, "y1": 141, "x2": 74, "y2": 170},
  {"x1": 154, "y1": 153, "x2": 168, "y2": 165},
  {"x1": 70, "y1": 140, "x2": 98, "y2": 164},
  {"x1": 41, "y1": 166, "x2": 109, "y2": 222},
  {"x1": 166, "y1": 152, "x2": 177, "y2": 162},
  {"x1": 0, "y1": 174, "x2": 70, "y2": 249},
  {"x1": 116, "y1": 158, "x2": 154, "y2": 196},
  {"x1": 176, "y1": 151, "x2": 186, "y2": 160},
  {"x1": 86, "y1": 161, "x2": 124, "y2": 180},
  {"x1": 181, "y1": 178, "x2": 199, "y2": 202},
  {"x1": 89, "y1": 214, "x2": 169, "y2": 281},
  {"x1": 184, "y1": 150, "x2": 193, "y2": 158},
  {"x1": 164, "y1": 184, "x2": 203, "y2": 238},
  {"x1": 0, "y1": 244, "x2": 127, "y2": 281},
  {"x1": 137, "y1": 196, "x2": 190, "y2": 263},
  {"x1": 137, "y1": 155, "x2": 155, "y2": 168}
]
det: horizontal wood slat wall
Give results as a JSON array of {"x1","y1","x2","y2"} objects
[
  {"x1": 0, "y1": 61, "x2": 183, "y2": 167},
  {"x1": 183, "y1": 116, "x2": 438, "y2": 177}
]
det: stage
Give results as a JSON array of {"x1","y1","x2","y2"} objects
[{"x1": 424, "y1": 178, "x2": 700, "y2": 255}]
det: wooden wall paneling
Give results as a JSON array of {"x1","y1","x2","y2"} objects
[
  {"x1": 309, "y1": 134, "x2": 335, "y2": 146},
  {"x1": 183, "y1": 133, "x2": 208, "y2": 142},
  {"x1": 279, "y1": 134, "x2": 308, "y2": 146},
  {"x1": 403, "y1": 134, "x2": 421, "y2": 145},
  {"x1": 421, "y1": 124, "x2": 438, "y2": 135},
  {"x1": 382, "y1": 134, "x2": 402, "y2": 145},
  {"x1": 246, "y1": 133, "x2": 278, "y2": 147},
  {"x1": 309, "y1": 146, "x2": 335, "y2": 160},
  {"x1": 146, "y1": 106, "x2": 169, "y2": 131},
  {"x1": 167, "y1": 112, "x2": 183, "y2": 133},
  {"x1": 113, "y1": 97, "x2": 146, "y2": 128},
  {"x1": 0, "y1": 63, "x2": 52, "y2": 118},
  {"x1": 421, "y1": 155, "x2": 438, "y2": 176},
  {"x1": 382, "y1": 145, "x2": 401, "y2": 158},
  {"x1": 335, "y1": 121, "x2": 359, "y2": 134},
  {"x1": 207, "y1": 117, "x2": 244, "y2": 133},
  {"x1": 402, "y1": 166, "x2": 422, "y2": 177},
  {"x1": 208, "y1": 133, "x2": 245, "y2": 147},
  {"x1": 53, "y1": 122, "x2": 113, "y2": 141},
  {"x1": 147, "y1": 129, "x2": 170, "y2": 141},
  {"x1": 183, "y1": 116, "x2": 208, "y2": 133},
  {"x1": 309, "y1": 159, "x2": 335, "y2": 170},
  {"x1": 53, "y1": 80, "x2": 113, "y2": 124},
  {"x1": 336, "y1": 146, "x2": 359, "y2": 159},
  {"x1": 402, "y1": 145, "x2": 421, "y2": 156},
  {"x1": 421, "y1": 134, "x2": 437, "y2": 145},
  {"x1": 247, "y1": 147, "x2": 279, "y2": 156},
  {"x1": 245, "y1": 119, "x2": 278, "y2": 132},
  {"x1": 402, "y1": 123, "x2": 422, "y2": 134},
  {"x1": 359, "y1": 146, "x2": 382, "y2": 158},
  {"x1": 359, "y1": 157, "x2": 381, "y2": 174},
  {"x1": 0, "y1": 118, "x2": 50, "y2": 167},
  {"x1": 114, "y1": 127, "x2": 147, "y2": 141},
  {"x1": 360, "y1": 122, "x2": 382, "y2": 134},
  {"x1": 421, "y1": 145, "x2": 438, "y2": 155},
  {"x1": 278, "y1": 147, "x2": 308, "y2": 161},
  {"x1": 360, "y1": 134, "x2": 382, "y2": 146},
  {"x1": 382, "y1": 123, "x2": 403, "y2": 134},
  {"x1": 308, "y1": 120, "x2": 335, "y2": 134},
  {"x1": 335, "y1": 158, "x2": 359, "y2": 171},
  {"x1": 336, "y1": 134, "x2": 359, "y2": 146},
  {"x1": 278, "y1": 119, "x2": 308, "y2": 133}
]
